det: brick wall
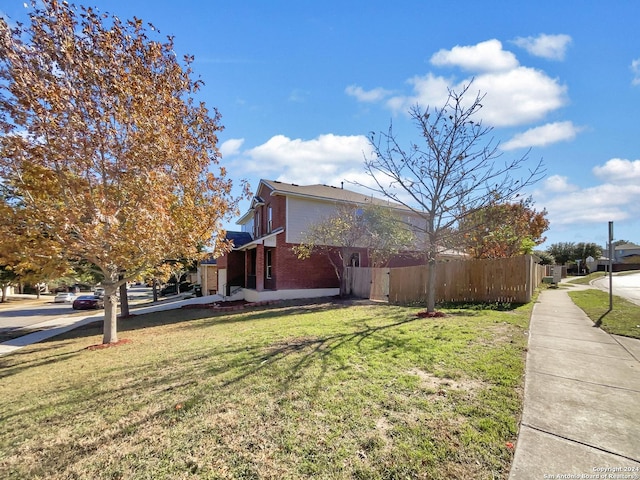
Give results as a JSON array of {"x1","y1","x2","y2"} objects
[{"x1": 274, "y1": 236, "x2": 340, "y2": 290}]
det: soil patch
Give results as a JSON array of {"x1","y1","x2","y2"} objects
[
  {"x1": 416, "y1": 310, "x2": 447, "y2": 318},
  {"x1": 86, "y1": 338, "x2": 133, "y2": 350}
]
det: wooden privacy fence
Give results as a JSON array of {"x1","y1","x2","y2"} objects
[
  {"x1": 344, "y1": 267, "x2": 390, "y2": 302},
  {"x1": 346, "y1": 255, "x2": 545, "y2": 304}
]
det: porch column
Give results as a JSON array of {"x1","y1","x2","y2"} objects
[{"x1": 255, "y1": 244, "x2": 265, "y2": 292}]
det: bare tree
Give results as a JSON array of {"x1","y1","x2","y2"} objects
[{"x1": 362, "y1": 83, "x2": 544, "y2": 312}]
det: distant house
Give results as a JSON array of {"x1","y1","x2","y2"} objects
[
  {"x1": 614, "y1": 243, "x2": 640, "y2": 264},
  {"x1": 198, "y1": 255, "x2": 218, "y2": 296},
  {"x1": 213, "y1": 179, "x2": 464, "y2": 302}
]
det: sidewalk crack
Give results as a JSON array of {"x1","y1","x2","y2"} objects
[{"x1": 520, "y1": 423, "x2": 640, "y2": 464}]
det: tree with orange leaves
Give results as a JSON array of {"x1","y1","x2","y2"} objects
[
  {"x1": 0, "y1": 1, "x2": 245, "y2": 343},
  {"x1": 460, "y1": 198, "x2": 549, "y2": 259}
]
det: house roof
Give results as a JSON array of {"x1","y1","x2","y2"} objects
[
  {"x1": 614, "y1": 243, "x2": 640, "y2": 250},
  {"x1": 261, "y1": 179, "x2": 406, "y2": 208},
  {"x1": 200, "y1": 255, "x2": 217, "y2": 265},
  {"x1": 234, "y1": 227, "x2": 284, "y2": 251},
  {"x1": 237, "y1": 179, "x2": 411, "y2": 225},
  {"x1": 224, "y1": 231, "x2": 254, "y2": 248}
]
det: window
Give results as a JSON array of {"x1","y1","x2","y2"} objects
[
  {"x1": 254, "y1": 209, "x2": 261, "y2": 237},
  {"x1": 267, "y1": 205, "x2": 273, "y2": 233},
  {"x1": 266, "y1": 249, "x2": 273, "y2": 279},
  {"x1": 350, "y1": 252, "x2": 360, "y2": 267}
]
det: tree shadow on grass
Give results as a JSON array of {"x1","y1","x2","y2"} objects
[
  {"x1": 212, "y1": 315, "x2": 423, "y2": 397},
  {"x1": 0, "y1": 347, "x2": 86, "y2": 381},
  {"x1": 36, "y1": 298, "x2": 358, "y2": 344},
  {"x1": 0, "y1": 299, "x2": 385, "y2": 380},
  {"x1": 0, "y1": 309, "x2": 423, "y2": 459}
]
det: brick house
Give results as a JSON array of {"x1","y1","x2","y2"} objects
[{"x1": 215, "y1": 179, "x2": 436, "y2": 302}]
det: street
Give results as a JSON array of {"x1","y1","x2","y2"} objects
[
  {"x1": 0, "y1": 286, "x2": 155, "y2": 334},
  {"x1": 592, "y1": 271, "x2": 640, "y2": 306},
  {"x1": 0, "y1": 302, "x2": 84, "y2": 332},
  {"x1": 0, "y1": 287, "x2": 223, "y2": 356}
]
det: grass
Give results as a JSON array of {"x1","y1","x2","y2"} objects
[
  {"x1": 568, "y1": 289, "x2": 640, "y2": 339},
  {"x1": 0, "y1": 298, "x2": 531, "y2": 479},
  {"x1": 566, "y1": 272, "x2": 606, "y2": 285}
]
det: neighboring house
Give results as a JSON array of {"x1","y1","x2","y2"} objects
[
  {"x1": 214, "y1": 179, "x2": 457, "y2": 302},
  {"x1": 198, "y1": 255, "x2": 218, "y2": 296},
  {"x1": 614, "y1": 243, "x2": 640, "y2": 264}
]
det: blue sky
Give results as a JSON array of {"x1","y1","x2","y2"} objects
[{"x1": 3, "y1": 1, "x2": 640, "y2": 249}]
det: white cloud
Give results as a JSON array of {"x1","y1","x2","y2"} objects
[
  {"x1": 238, "y1": 134, "x2": 372, "y2": 187},
  {"x1": 348, "y1": 39, "x2": 568, "y2": 128},
  {"x1": 384, "y1": 67, "x2": 567, "y2": 127},
  {"x1": 502, "y1": 121, "x2": 582, "y2": 150},
  {"x1": 430, "y1": 39, "x2": 519, "y2": 72},
  {"x1": 220, "y1": 138, "x2": 245, "y2": 157},
  {"x1": 593, "y1": 158, "x2": 640, "y2": 184},
  {"x1": 631, "y1": 58, "x2": 640, "y2": 86},
  {"x1": 534, "y1": 160, "x2": 640, "y2": 230},
  {"x1": 542, "y1": 175, "x2": 579, "y2": 193},
  {"x1": 541, "y1": 183, "x2": 640, "y2": 225},
  {"x1": 345, "y1": 85, "x2": 392, "y2": 103},
  {"x1": 471, "y1": 68, "x2": 567, "y2": 127},
  {"x1": 513, "y1": 34, "x2": 572, "y2": 61},
  {"x1": 385, "y1": 73, "x2": 451, "y2": 113}
]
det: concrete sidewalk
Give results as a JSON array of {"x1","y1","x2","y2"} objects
[
  {"x1": 0, "y1": 294, "x2": 223, "y2": 357},
  {"x1": 509, "y1": 287, "x2": 640, "y2": 478}
]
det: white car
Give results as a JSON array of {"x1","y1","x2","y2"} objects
[{"x1": 54, "y1": 292, "x2": 77, "y2": 303}]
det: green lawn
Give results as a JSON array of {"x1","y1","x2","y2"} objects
[
  {"x1": 566, "y1": 272, "x2": 606, "y2": 285},
  {"x1": 568, "y1": 289, "x2": 640, "y2": 339},
  {"x1": 0, "y1": 299, "x2": 531, "y2": 479}
]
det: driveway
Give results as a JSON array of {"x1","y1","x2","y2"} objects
[{"x1": 592, "y1": 271, "x2": 640, "y2": 306}]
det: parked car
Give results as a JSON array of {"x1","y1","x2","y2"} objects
[
  {"x1": 160, "y1": 284, "x2": 178, "y2": 296},
  {"x1": 159, "y1": 282, "x2": 192, "y2": 297},
  {"x1": 54, "y1": 292, "x2": 77, "y2": 303},
  {"x1": 72, "y1": 295, "x2": 105, "y2": 310},
  {"x1": 94, "y1": 287, "x2": 105, "y2": 297}
]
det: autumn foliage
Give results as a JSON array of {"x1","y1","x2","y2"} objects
[
  {"x1": 460, "y1": 199, "x2": 549, "y2": 259},
  {"x1": 0, "y1": 1, "x2": 245, "y2": 342}
]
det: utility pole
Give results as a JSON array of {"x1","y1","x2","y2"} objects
[{"x1": 608, "y1": 221, "x2": 614, "y2": 311}]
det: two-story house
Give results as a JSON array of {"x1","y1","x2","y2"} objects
[
  {"x1": 212, "y1": 180, "x2": 428, "y2": 301},
  {"x1": 215, "y1": 179, "x2": 428, "y2": 302}
]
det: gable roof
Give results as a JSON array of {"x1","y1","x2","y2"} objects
[
  {"x1": 260, "y1": 179, "x2": 407, "y2": 208},
  {"x1": 237, "y1": 179, "x2": 413, "y2": 225},
  {"x1": 614, "y1": 243, "x2": 640, "y2": 250},
  {"x1": 225, "y1": 231, "x2": 253, "y2": 248}
]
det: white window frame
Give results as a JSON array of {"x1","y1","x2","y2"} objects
[{"x1": 266, "y1": 249, "x2": 273, "y2": 279}]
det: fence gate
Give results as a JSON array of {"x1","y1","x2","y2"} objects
[
  {"x1": 346, "y1": 267, "x2": 390, "y2": 301},
  {"x1": 370, "y1": 267, "x2": 390, "y2": 302}
]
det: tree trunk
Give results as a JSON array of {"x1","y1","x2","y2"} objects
[
  {"x1": 426, "y1": 257, "x2": 437, "y2": 313},
  {"x1": 102, "y1": 283, "x2": 119, "y2": 344},
  {"x1": 152, "y1": 278, "x2": 158, "y2": 302},
  {"x1": 119, "y1": 282, "x2": 129, "y2": 317},
  {"x1": 426, "y1": 230, "x2": 437, "y2": 313},
  {"x1": 340, "y1": 269, "x2": 348, "y2": 296}
]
